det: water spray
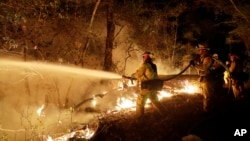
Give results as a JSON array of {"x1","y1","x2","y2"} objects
[{"x1": 0, "y1": 59, "x2": 122, "y2": 79}]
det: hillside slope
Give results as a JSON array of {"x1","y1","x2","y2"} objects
[{"x1": 91, "y1": 89, "x2": 250, "y2": 141}]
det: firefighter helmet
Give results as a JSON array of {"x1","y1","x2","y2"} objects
[{"x1": 143, "y1": 51, "x2": 155, "y2": 61}]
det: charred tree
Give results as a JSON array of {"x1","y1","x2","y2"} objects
[{"x1": 103, "y1": 0, "x2": 115, "y2": 72}]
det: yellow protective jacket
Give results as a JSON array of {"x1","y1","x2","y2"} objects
[
  {"x1": 229, "y1": 59, "x2": 244, "y2": 79},
  {"x1": 195, "y1": 54, "x2": 213, "y2": 77},
  {"x1": 132, "y1": 61, "x2": 158, "y2": 83}
]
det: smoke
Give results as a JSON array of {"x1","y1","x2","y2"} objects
[
  {"x1": 0, "y1": 58, "x2": 121, "y2": 140},
  {"x1": 112, "y1": 24, "x2": 190, "y2": 76},
  {"x1": 113, "y1": 41, "x2": 185, "y2": 76}
]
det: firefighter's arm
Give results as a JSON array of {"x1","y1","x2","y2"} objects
[
  {"x1": 132, "y1": 64, "x2": 147, "y2": 80},
  {"x1": 223, "y1": 71, "x2": 230, "y2": 84},
  {"x1": 228, "y1": 61, "x2": 236, "y2": 73},
  {"x1": 194, "y1": 57, "x2": 213, "y2": 71}
]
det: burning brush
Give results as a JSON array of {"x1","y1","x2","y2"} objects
[
  {"x1": 44, "y1": 76, "x2": 200, "y2": 141},
  {"x1": 47, "y1": 123, "x2": 98, "y2": 141}
]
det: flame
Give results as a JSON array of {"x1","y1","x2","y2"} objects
[
  {"x1": 84, "y1": 126, "x2": 95, "y2": 139},
  {"x1": 114, "y1": 80, "x2": 200, "y2": 111},
  {"x1": 115, "y1": 96, "x2": 136, "y2": 111},
  {"x1": 158, "y1": 90, "x2": 173, "y2": 100},
  {"x1": 117, "y1": 81, "x2": 124, "y2": 90},
  {"x1": 48, "y1": 126, "x2": 95, "y2": 141},
  {"x1": 37, "y1": 105, "x2": 45, "y2": 116},
  {"x1": 92, "y1": 97, "x2": 96, "y2": 107},
  {"x1": 117, "y1": 80, "x2": 137, "y2": 91},
  {"x1": 173, "y1": 80, "x2": 200, "y2": 94},
  {"x1": 45, "y1": 79, "x2": 200, "y2": 141},
  {"x1": 47, "y1": 136, "x2": 53, "y2": 141}
]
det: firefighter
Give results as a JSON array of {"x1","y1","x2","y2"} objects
[
  {"x1": 223, "y1": 61, "x2": 231, "y2": 85},
  {"x1": 130, "y1": 51, "x2": 167, "y2": 119},
  {"x1": 228, "y1": 53, "x2": 246, "y2": 100},
  {"x1": 190, "y1": 44, "x2": 217, "y2": 112},
  {"x1": 211, "y1": 53, "x2": 225, "y2": 91}
]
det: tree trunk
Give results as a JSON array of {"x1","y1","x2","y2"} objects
[{"x1": 103, "y1": 0, "x2": 115, "y2": 72}]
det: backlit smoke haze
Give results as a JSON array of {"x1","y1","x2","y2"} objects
[{"x1": 0, "y1": 58, "x2": 121, "y2": 140}]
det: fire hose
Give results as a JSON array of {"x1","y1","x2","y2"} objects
[
  {"x1": 160, "y1": 63, "x2": 193, "y2": 81},
  {"x1": 123, "y1": 63, "x2": 192, "y2": 82},
  {"x1": 74, "y1": 58, "x2": 230, "y2": 109},
  {"x1": 122, "y1": 63, "x2": 193, "y2": 89},
  {"x1": 123, "y1": 57, "x2": 230, "y2": 92}
]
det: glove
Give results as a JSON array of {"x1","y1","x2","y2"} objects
[
  {"x1": 189, "y1": 60, "x2": 195, "y2": 66},
  {"x1": 122, "y1": 75, "x2": 126, "y2": 78}
]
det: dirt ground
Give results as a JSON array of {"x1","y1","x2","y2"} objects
[{"x1": 90, "y1": 84, "x2": 250, "y2": 141}]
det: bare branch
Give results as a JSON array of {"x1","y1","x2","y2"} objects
[
  {"x1": 88, "y1": 0, "x2": 102, "y2": 31},
  {"x1": 114, "y1": 25, "x2": 124, "y2": 40},
  {"x1": 79, "y1": 0, "x2": 101, "y2": 67},
  {"x1": 65, "y1": 79, "x2": 73, "y2": 108},
  {"x1": 53, "y1": 78, "x2": 62, "y2": 108},
  {"x1": 229, "y1": 0, "x2": 249, "y2": 22},
  {"x1": 123, "y1": 43, "x2": 139, "y2": 74}
]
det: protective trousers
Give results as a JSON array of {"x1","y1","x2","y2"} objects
[
  {"x1": 136, "y1": 89, "x2": 166, "y2": 118},
  {"x1": 231, "y1": 78, "x2": 245, "y2": 100},
  {"x1": 200, "y1": 78, "x2": 216, "y2": 112}
]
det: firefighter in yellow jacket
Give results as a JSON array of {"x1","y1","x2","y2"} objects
[
  {"x1": 228, "y1": 53, "x2": 246, "y2": 100},
  {"x1": 190, "y1": 44, "x2": 216, "y2": 112},
  {"x1": 131, "y1": 51, "x2": 166, "y2": 119}
]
